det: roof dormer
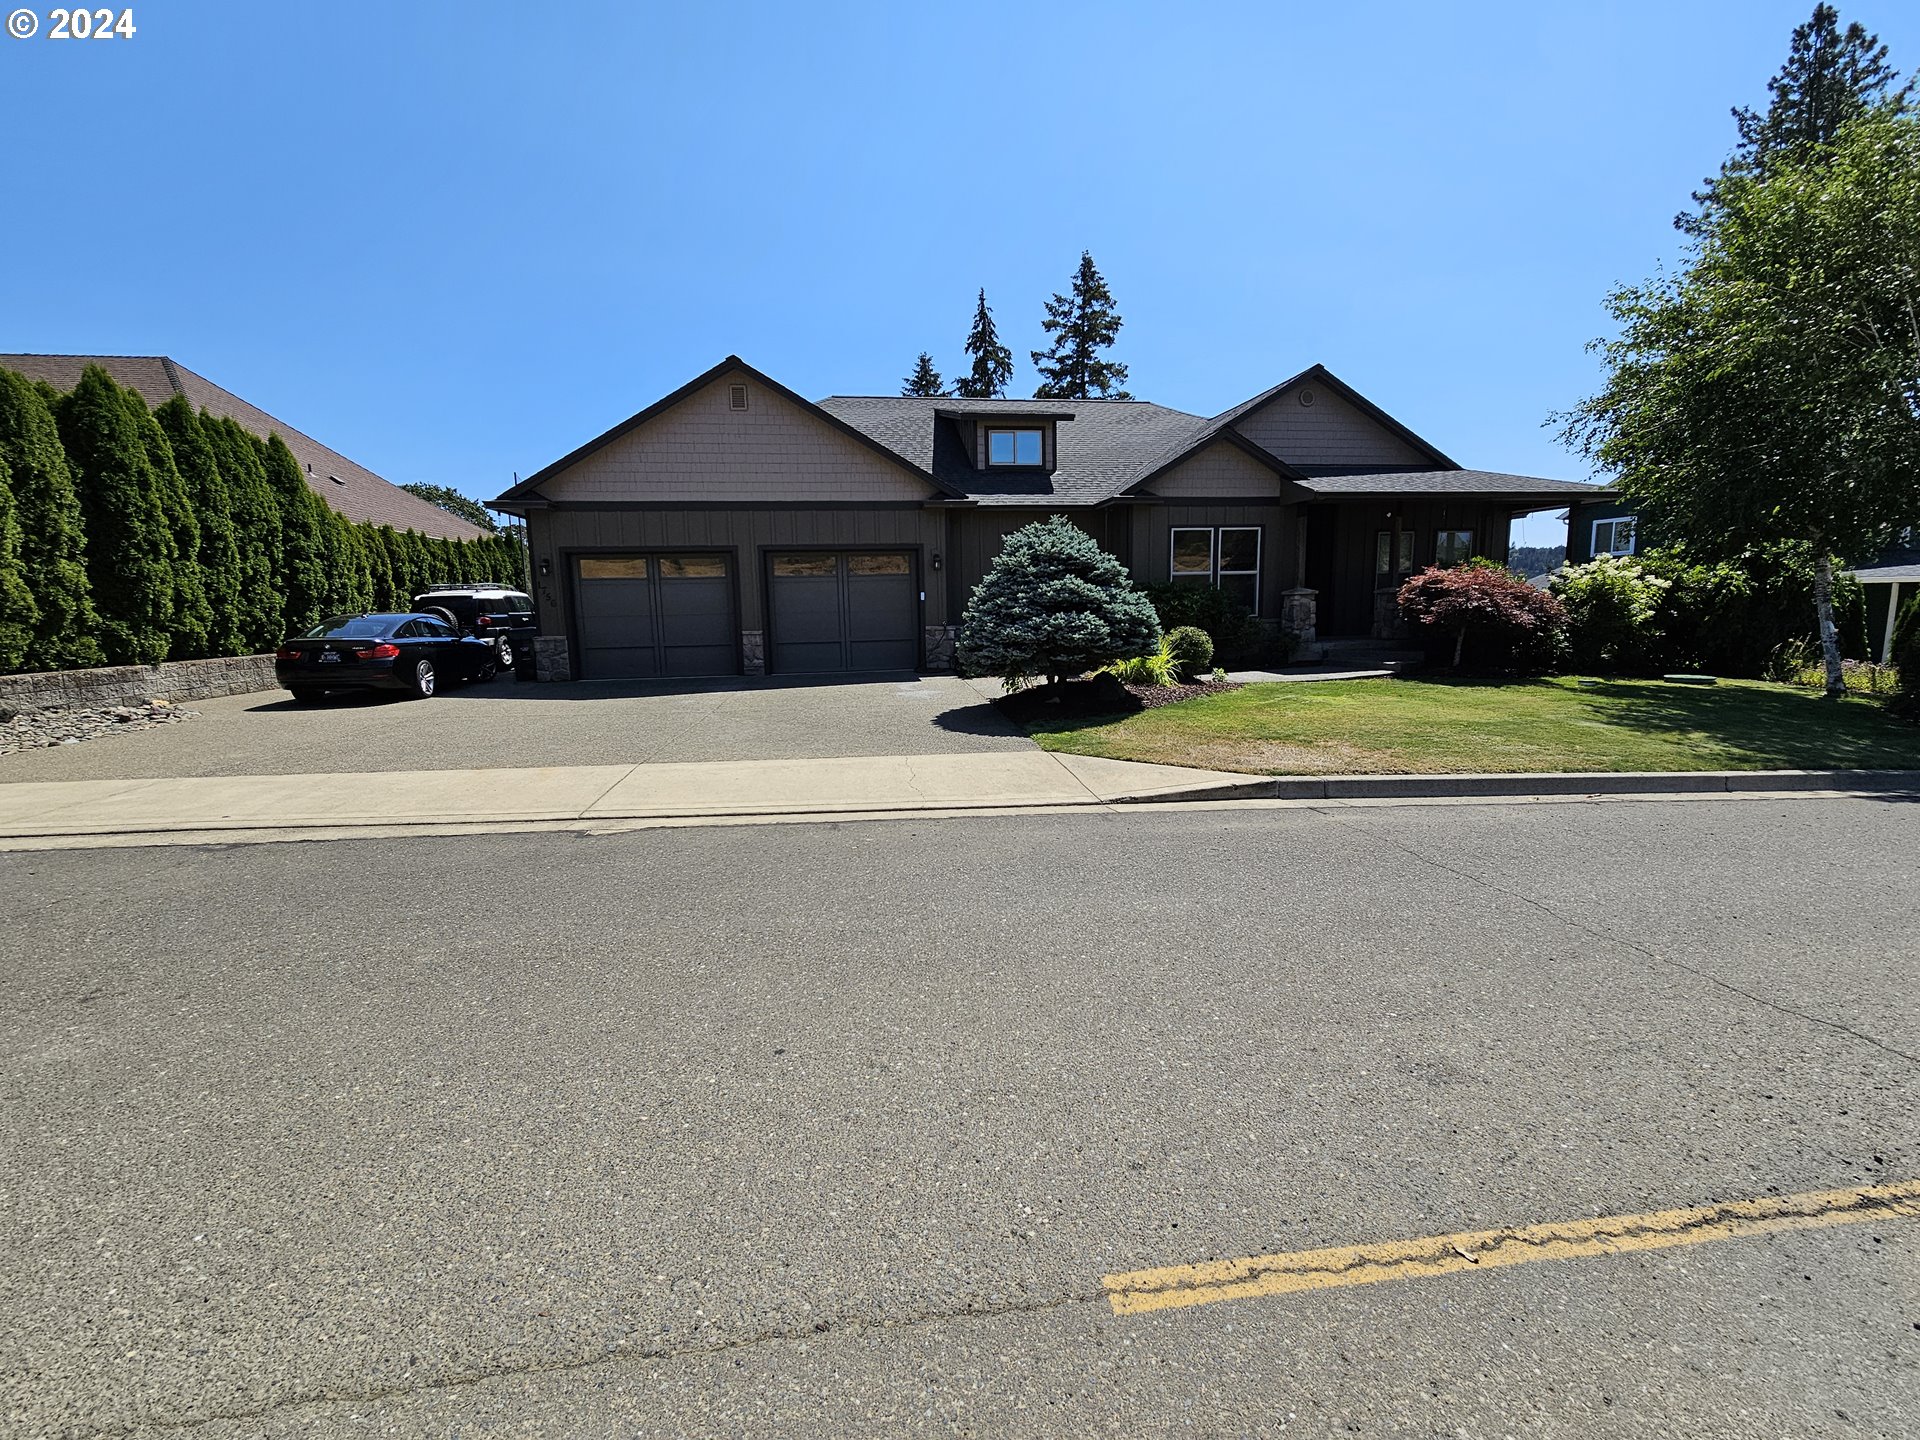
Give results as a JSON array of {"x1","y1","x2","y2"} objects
[{"x1": 936, "y1": 408, "x2": 1074, "y2": 473}]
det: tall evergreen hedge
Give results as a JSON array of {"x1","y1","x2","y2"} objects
[
  {"x1": 0, "y1": 457, "x2": 37, "y2": 672},
  {"x1": 155, "y1": 397, "x2": 245, "y2": 657},
  {"x1": 123, "y1": 390, "x2": 213, "y2": 660},
  {"x1": 203, "y1": 413, "x2": 284, "y2": 650},
  {"x1": 54, "y1": 367, "x2": 176, "y2": 666},
  {"x1": 0, "y1": 370, "x2": 100, "y2": 669},
  {"x1": 257, "y1": 433, "x2": 330, "y2": 637}
]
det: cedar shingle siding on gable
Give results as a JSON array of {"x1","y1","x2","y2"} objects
[
  {"x1": 1149, "y1": 441, "x2": 1284, "y2": 499},
  {"x1": 1232, "y1": 384, "x2": 1430, "y2": 468},
  {"x1": 536, "y1": 372, "x2": 938, "y2": 505}
]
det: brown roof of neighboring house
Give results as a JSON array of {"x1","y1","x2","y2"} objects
[{"x1": 0, "y1": 353, "x2": 488, "y2": 541}]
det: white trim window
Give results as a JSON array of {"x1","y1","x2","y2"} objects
[
  {"x1": 1592, "y1": 516, "x2": 1637, "y2": 556},
  {"x1": 1434, "y1": 529, "x2": 1474, "y2": 566},
  {"x1": 1169, "y1": 526, "x2": 1261, "y2": 612},
  {"x1": 986, "y1": 428, "x2": 1044, "y2": 466}
]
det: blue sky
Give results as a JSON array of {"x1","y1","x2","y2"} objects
[{"x1": 3, "y1": 0, "x2": 1912, "y2": 547}]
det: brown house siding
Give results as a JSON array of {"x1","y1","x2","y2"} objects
[
  {"x1": 1305, "y1": 499, "x2": 1515, "y2": 636},
  {"x1": 1147, "y1": 441, "x2": 1285, "y2": 499},
  {"x1": 943, "y1": 509, "x2": 1127, "y2": 620},
  {"x1": 1233, "y1": 386, "x2": 1430, "y2": 468}
]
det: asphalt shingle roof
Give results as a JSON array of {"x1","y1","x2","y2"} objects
[
  {"x1": 0, "y1": 354, "x2": 489, "y2": 541},
  {"x1": 1292, "y1": 467, "x2": 1609, "y2": 498}
]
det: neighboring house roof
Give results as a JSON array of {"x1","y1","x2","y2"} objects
[
  {"x1": 0, "y1": 353, "x2": 488, "y2": 541},
  {"x1": 1848, "y1": 547, "x2": 1920, "y2": 583}
]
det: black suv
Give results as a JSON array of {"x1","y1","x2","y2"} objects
[{"x1": 412, "y1": 583, "x2": 537, "y2": 669}]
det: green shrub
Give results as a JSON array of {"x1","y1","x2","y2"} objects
[
  {"x1": 958, "y1": 515, "x2": 1160, "y2": 688},
  {"x1": 0, "y1": 456, "x2": 36, "y2": 672},
  {"x1": 1163, "y1": 625, "x2": 1213, "y2": 680},
  {"x1": 1892, "y1": 593, "x2": 1919, "y2": 717},
  {"x1": 1142, "y1": 582, "x2": 1267, "y2": 665},
  {"x1": 1551, "y1": 555, "x2": 1670, "y2": 673},
  {"x1": 0, "y1": 369, "x2": 100, "y2": 670},
  {"x1": 1104, "y1": 637, "x2": 1180, "y2": 687}
]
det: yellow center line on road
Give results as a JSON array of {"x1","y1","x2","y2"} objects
[{"x1": 1103, "y1": 1178, "x2": 1920, "y2": 1316}]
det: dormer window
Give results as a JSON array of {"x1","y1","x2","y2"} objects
[{"x1": 987, "y1": 428, "x2": 1044, "y2": 466}]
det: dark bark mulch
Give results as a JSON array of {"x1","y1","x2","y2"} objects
[{"x1": 991, "y1": 674, "x2": 1241, "y2": 722}]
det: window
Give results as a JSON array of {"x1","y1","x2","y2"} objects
[
  {"x1": 419, "y1": 619, "x2": 456, "y2": 638},
  {"x1": 1169, "y1": 526, "x2": 1262, "y2": 611},
  {"x1": 847, "y1": 553, "x2": 910, "y2": 575},
  {"x1": 772, "y1": 554, "x2": 838, "y2": 577},
  {"x1": 1593, "y1": 516, "x2": 1637, "y2": 556},
  {"x1": 987, "y1": 428, "x2": 1044, "y2": 466},
  {"x1": 658, "y1": 555, "x2": 727, "y2": 579},
  {"x1": 1434, "y1": 530, "x2": 1474, "y2": 566},
  {"x1": 1374, "y1": 529, "x2": 1414, "y2": 580},
  {"x1": 579, "y1": 557, "x2": 649, "y2": 580}
]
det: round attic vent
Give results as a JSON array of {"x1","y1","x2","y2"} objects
[{"x1": 1298, "y1": 388, "x2": 1316, "y2": 407}]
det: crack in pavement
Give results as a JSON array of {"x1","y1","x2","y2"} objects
[
  {"x1": 63, "y1": 1287, "x2": 1105, "y2": 1439},
  {"x1": 1313, "y1": 804, "x2": 1920, "y2": 1069}
]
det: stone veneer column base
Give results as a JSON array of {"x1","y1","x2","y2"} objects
[
  {"x1": 532, "y1": 636, "x2": 572, "y2": 682},
  {"x1": 922, "y1": 624, "x2": 958, "y2": 673},
  {"x1": 1279, "y1": 587, "x2": 1318, "y2": 645},
  {"x1": 740, "y1": 630, "x2": 765, "y2": 676}
]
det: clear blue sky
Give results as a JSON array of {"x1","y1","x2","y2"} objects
[{"x1": 4, "y1": 0, "x2": 1912, "y2": 547}]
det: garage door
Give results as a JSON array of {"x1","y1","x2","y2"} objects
[
  {"x1": 574, "y1": 554, "x2": 736, "y2": 679},
  {"x1": 768, "y1": 552, "x2": 918, "y2": 674}
]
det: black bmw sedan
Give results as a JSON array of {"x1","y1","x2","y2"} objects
[{"x1": 274, "y1": 613, "x2": 498, "y2": 701}]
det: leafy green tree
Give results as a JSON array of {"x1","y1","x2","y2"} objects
[
  {"x1": 257, "y1": 433, "x2": 331, "y2": 636},
  {"x1": 203, "y1": 415, "x2": 285, "y2": 648},
  {"x1": 958, "y1": 515, "x2": 1160, "y2": 689},
  {"x1": 1564, "y1": 109, "x2": 1920, "y2": 695},
  {"x1": 154, "y1": 397, "x2": 245, "y2": 656},
  {"x1": 54, "y1": 367, "x2": 175, "y2": 665},
  {"x1": 400, "y1": 481, "x2": 497, "y2": 532},
  {"x1": 901, "y1": 353, "x2": 947, "y2": 397},
  {"x1": 1031, "y1": 252, "x2": 1131, "y2": 399},
  {"x1": 0, "y1": 457, "x2": 37, "y2": 672},
  {"x1": 1682, "y1": 4, "x2": 1909, "y2": 234},
  {"x1": 954, "y1": 289, "x2": 1014, "y2": 399},
  {"x1": 0, "y1": 369, "x2": 100, "y2": 669}
]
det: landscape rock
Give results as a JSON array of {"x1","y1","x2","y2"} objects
[{"x1": 1, "y1": 699, "x2": 198, "y2": 756}]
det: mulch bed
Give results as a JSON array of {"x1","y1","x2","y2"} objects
[{"x1": 992, "y1": 674, "x2": 1241, "y2": 722}]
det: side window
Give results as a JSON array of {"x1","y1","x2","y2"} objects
[
  {"x1": 424, "y1": 619, "x2": 456, "y2": 638},
  {"x1": 393, "y1": 620, "x2": 422, "y2": 639}
]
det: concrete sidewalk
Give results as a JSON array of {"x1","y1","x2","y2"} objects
[{"x1": 0, "y1": 750, "x2": 1261, "y2": 840}]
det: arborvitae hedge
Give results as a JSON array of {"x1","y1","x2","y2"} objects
[
  {"x1": 0, "y1": 365, "x2": 517, "y2": 673},
  {"x1": 0, "y1": 370, "x2": 100, "y2": 669},
  {"x1": 0, "y1": 457, "x2": 36, "y2": 672},
  {"x1": 54, "y1": 367, "x2": 176, "y2": 666},
  {"x1": 155, "y1": 397, "x2": 245, "y2": 657}
]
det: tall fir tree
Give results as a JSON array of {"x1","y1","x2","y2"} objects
[
  {"x1": 0, "y1": 457, "x2": 37, "y2": 672},
  {"x1": 1681, "y1": 4, "x2": 1909, "y2": 233},
  {"x1": 1031, "y1": 252, "x2": 1131, "y2": 399},
  {"x1": 0, "y1": 369, "x2": 100, "y2": 669},
  {"x1": 203, "y1": 415, "x2": 285, "y2": 649},
  {"x1": 901, "y1": 353, "x2": 948, "y2": 397},
  {"x1": 257, "y1": 433, "x2": 331, "y2": 636},
  {"x1": 53, "y1": 367, "x2": 176, "y2": 666},
  {"x1": 154, "y1": 396, "x2": 245, "y2": 657},
  {"x1": 954, "y1": 290, "x2": 1015, "y2": 398}
]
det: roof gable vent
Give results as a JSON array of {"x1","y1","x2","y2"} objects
[
  {"x1": 728, "y1": 383, "x2": 749, "y2": 412},
  {"x1": 1298, "y1": 388, "x2": 1316, "y2": 407}
]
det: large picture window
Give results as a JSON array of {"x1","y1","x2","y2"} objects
[
  {"x1": 1169, "y1": 526, "x2": 1262, "y2": 612},
  {"x1": 1593, "y1": 517, "x2": 1637, "y2": 556}
]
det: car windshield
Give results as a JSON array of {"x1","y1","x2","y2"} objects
[{"x1": 303, "y1": 616, "x2": 400, "y2": 639}]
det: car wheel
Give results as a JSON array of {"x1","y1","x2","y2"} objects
[
  {"x1": 409, "y1": 659, "x2": 437, "y2": 698},
  {"x1": 288, "y1": 687, "x2": 324, "y2": 704},
  {"x1": 495, "y1": 636, "x2": 515, "y2": 668},
  {"x1": 476, "y1": 659, "x2": 499, "y2": 683}
]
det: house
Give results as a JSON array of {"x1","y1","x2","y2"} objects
[
  {"x1": 0, "y1": 353, "x2": 491, "y2": 543},
  {"x1": 488, "y1": 356, "x2": 1606, "y2": 680},
  {"x1": 1852, "y1": 544, "x2": 1919, "y2": 663},
  {"x1": 1566, "y1": 495, "x2": 1640, "y2": 564}
]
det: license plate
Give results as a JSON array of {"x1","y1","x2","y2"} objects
[{"x1": 318, "y1": 651, "x2": 341, "y2": 664}]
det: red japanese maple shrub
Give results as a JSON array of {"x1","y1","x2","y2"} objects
[{"x1": 1397, "y1": 561, "x2": 1567, "y2": 673}]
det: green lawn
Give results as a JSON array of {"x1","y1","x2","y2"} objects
[{"x1": 1023, "y1": 677, "x2": 1920, "y2": 776}]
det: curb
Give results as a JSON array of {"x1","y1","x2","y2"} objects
[{"x1": 1109, "y1": 769, "x2": 1920, "y2": 804}]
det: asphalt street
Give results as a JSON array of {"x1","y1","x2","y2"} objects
[{"x1": 2, "y1": 795, "x2": 1915, "y2": 1437}]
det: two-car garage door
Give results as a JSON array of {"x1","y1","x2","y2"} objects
[{"x1": 573, "y1": 550, "x2": 919, "y2": 679}]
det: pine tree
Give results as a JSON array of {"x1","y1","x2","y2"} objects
[
  {"x1": 901, "y1": 353, "x2": 948, "y2": 397},
  {"x1": 54, "y1": 367, "x2": 175, "y2": 666},
  {"x1": 1681, "y1": 4, "x2": 1910, "y2": 233},
  {"x1": 257, "y1": 433, "x2": 331, "y2": 636},
  {"x1": 0, "y1": 369, "x2": 100, "y2": 669},
  {"x1": 0, "y1": 457, "x2": 37, "y2": 672},
  {"x1": 1031, "y1": 252, "x2": 1131, "y2": 399},
  {"x1": 954, "y1": 290, "x2": 1015, "y2": 398},
  {"x1": 957, "y1": 515, "x2": 1160, "y2": 688},
  {"x1": 203, "y1": 415, "x2": 285, "y2": 649},
  {"x1": 154, "y1": 396, "x2": 245, "y2": 656}
]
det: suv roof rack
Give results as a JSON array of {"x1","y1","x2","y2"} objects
[{"x1": 419, "y1": 581, "x2": 518, "y2": 591}]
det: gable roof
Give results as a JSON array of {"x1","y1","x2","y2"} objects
[
  {"x1": 0, "y1": 353, "x2": 489, "y2": 541},
  {"x1": 494, "y1": 356, "x2": 962, "y2": 505}
]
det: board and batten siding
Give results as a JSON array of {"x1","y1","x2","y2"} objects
[
  {"x1": 534, "y1": 371, "x2": 937, "y2": 505},
  {"x1": 1132, "y1": 503, "x2": 1296, "y2": 618},
  {"x1": 944, "y1": 509, "x2": 1128, "y2": 619},
  {"x1": 1304, "y1": 499, "x2": 1515, "y2": 636},
  {"x1": 1233, "y1": 385, "x2": 1430, "y2": 468}
]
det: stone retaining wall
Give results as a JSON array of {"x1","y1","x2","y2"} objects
[{"x1": 0, "y1": 654, "x2": 280, "y2": 715}]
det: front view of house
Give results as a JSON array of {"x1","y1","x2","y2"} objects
[{"x1": 489, "y1": 357, "x2": 1605, "y2": 680}]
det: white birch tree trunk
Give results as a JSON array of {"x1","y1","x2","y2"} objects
[{"x1": 1812, "y1": 551, "x2": 1847, "y2": 697}]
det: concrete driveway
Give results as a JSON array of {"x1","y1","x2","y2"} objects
[{"x1": 0, "y1": 671, "x2": 1032, "y2": 781}]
